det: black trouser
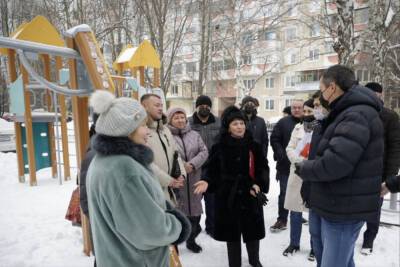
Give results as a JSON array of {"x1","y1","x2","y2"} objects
[
  {"x1": 204, "y1": 192, "x2": 215, "y2": 234},
  {"x1": 277, "y1": 173, "x2": 289, "y2": 223},
  {"x1": 187, "y1": 216, "x2": 201, "y2": 243},
  {"x1": 227, "y1": 240, "x2": 260, "y2": 267},
  {"x1": 363, "y1": 198, "x2": 384, "y2": 248}
]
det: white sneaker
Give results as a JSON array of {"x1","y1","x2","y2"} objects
[{"x1": 360, "y1": 247, "x2": 373, "y2": 255}]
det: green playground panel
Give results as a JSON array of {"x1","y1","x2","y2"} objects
[{"x1": 21, "y1": 122, "x2": 52, "y2": 174}]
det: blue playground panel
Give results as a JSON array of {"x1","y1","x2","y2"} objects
[{"x1": 20, "y1": 122, "x2": 52, "y2": 174}]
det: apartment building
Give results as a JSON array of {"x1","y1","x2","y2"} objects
[{"x1": 166, "y1": 0, "x2": 388, "y2": 120}]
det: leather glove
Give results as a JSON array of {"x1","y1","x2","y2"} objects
[
  {"x1": 256, "y1": 192, "x2": 268, "y2": 206},
  {"x1": 294, "y1": 162, "x2": 304, "y2": 177}
]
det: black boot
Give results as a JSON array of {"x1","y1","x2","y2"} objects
[
  {"x1": 282, "y1": 245, "x2": 300, "y2": 256},
  {"x1": 227, "y1": 242, "x2": 242, "y2": 267},
  {"x1": 246, "y1": 240, "x2": 263, "y2": 267},
  {"x1": 186, "y1": 216, "x2": 202, "y2": 253},
  {"x1": 186, "y1": 239, "x2": 202, "y2": 253}
]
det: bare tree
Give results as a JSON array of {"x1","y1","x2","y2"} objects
[{"x1": 135, "y1": 0, "x2": 193, "y2": 92}]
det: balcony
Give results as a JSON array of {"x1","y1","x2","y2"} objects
[{"x1": 283, "y1": 81, "x2": 319, "y2": 93}]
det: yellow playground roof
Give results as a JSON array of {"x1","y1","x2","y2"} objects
[
  {"x1": 113, "y1": 40, "x2": 161, "y2": 71},
  {"x1": 0, "y1": 16, "x2": 65, "y2": 55}
]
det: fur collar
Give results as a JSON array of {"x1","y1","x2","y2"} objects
[{"x1": 92, "y1": 134, "x2": 154, "y2": 169}]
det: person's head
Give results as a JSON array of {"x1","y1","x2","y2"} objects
[
  {"x1": 90, "y1": 90, "x2": 149, "y2": 145},
  {"x1": 195, "y1": 95, "x2": 212, "y2": 118},
  {"x1": 303, "y1": 99, "x2": 314, "y2": 117},
  {"x1": 312, "y1": 91, "x2": 329, "y2": 120},
  {"x1": 241, "y1": 96, "x2": 259, "y2": 116},
  {"x1": 320, "y1": 65, "x2": 357, "y2": 104},
  {"x1": 140, "y1": 94, "x2": 163, "y2": 121},
  {"x1": 365, "y1": 82, "x2": 383, "y2": 100},
  {"x1": 167, "y1": 107, "x2": 187, "y2": 130},
  {"x1": 283, "y1": 106, "x2": 291, "y2": 117},
  {"x1": 221, "y1": 106, "x2": 246, "y2": 138},
  {"x1": 291, "y1": 99, "x2": 304, "y2": 118}
]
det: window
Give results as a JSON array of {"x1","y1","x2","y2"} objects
[
  {"x1": 265, "y1": 99, "x2": 275, "y2": 110},
  {"x1": 223, "y1": 59, "x2": 235, "y2": 70},
  {"x1": 309, "y1": 1, "x2": 321, "y2": 12},
  {"x1": 285, "y1": 75, "x2": 297, "y2": 87},
  {"x1": 354, "y1": 8, "x2": 369, "y2": 24},
  {"x1": 186, "y1": 62, "x2": 197, "y2": 73},
  {"x1": 287, "y1": 1, "x2": 297, "y2": 16},
  {"x1": 356, "y1": 69, "x2": 370, "y2": 82},
  {"x1": 242, "y1": 32, "x2": 253, "y2": 46},
  {"x1": 211, "y1": 41, "x2": 221, "y2": 52},
  {"x1": 241, "y1": 55, "x2": 252, "y2": 65},
  {"x1": 173, "y1": 64, "x2": 182, "y2": 75},
  {"x1": 171, "y1": 85, "x2": 179, "y2": 95},
  {"x1": 290, "y1": 53, "x2": 297, "y2": 64},
  {"x1": 286, "y1": 28, "x2": 296, "y2": 41},
  {"x1": 265, "y1": 31, "x2": 277, "y2": 41},
  {"x1": 309, "y1": 49, "x2": 319, "y2": 61},
  {"x1": 212, "y1": 61, "x2": 223, "y2": 71},
  {"x1": 285, "y1": 99, "x2": 294, "y2": 107},
  {"x1": 325, "y1": 41, "x2": 335, "y2": 53},
  {"x1": 265, "y1": 78, "x2": 274, "y2": 88},
  {"x1": 310, "y1": 24, "x2": 320, "y2": 37},
  {"x1": 264, "y1": 6, "x2": 273, "y2": 17},
  {"x1": 243, "y1": 79, "x2": 256, "y2": 90}
]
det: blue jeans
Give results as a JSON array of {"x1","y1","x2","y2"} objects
[
  {"x1": 290, "y1": 211, "x2": 302, "y2": 247},
  {"x1": 309, "y1": 209, "x2": 364, "y2": 267},
  {"x1": 277, "y1": 173, "x2": 289, "y2": 222}
]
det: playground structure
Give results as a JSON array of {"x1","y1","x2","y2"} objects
[{"x1": 0, "y1": 15, "x2": 166, "y2": 257}]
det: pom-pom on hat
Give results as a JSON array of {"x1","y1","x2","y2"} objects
[
  {"x1": 221, "y1": 105, "x2": 246, "y2": 129},
  {"x1": 89, "y1": 90, "x2": 147, "y2": 137}
]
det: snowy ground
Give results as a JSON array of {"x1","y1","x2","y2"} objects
[{"x1": 0, "y1": 146, "x2": 399, "y2": 266}]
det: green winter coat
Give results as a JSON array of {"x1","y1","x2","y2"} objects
[{"x1": 87, "y1": 139, "x2": 183, "y2": 267}]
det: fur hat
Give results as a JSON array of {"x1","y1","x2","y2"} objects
[
  {"x1": 89, "y1": 90, "x2": 147, "y2": 137},
  {"x1": 221, "y1": 105, "x2": 246, "y2": 129},
  {"x1": 241, "y1": 96, "x2": 259, "y2": 107},
  {"x1": 167, "y1": 107, "x2": 187, "y2": 124},
  {"x1": 195, "y1": 95, "x2": 212, "y2": 108}
]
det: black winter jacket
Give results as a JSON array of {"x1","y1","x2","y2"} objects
[
  {"x1": 189, "y1": 113, "x2": 221, "y2": 152},
  {"x1": 244, "y1": 114, "x2": 269, "y2": 159},
  {"x1": 380, "y1": 107, "x2": 400, "y2": 180},
  {"x1": 298, "y1": 86, "x2": 384, "y2": 222},
  {"x1": 270, "y1": 115, "x2": 300, "y2": 176},
  {"x1": 202, "y1": 132, "x2": 269, "y2": 242}
]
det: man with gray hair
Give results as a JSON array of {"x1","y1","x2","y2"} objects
[{"x1": 270, "y1": 99, "x2": 304, "y2": 232}]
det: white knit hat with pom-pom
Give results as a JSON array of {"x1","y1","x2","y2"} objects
[{"x1": 89, "y1": 90, "x2": 147, "y2": 137}]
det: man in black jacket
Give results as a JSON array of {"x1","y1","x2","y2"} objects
[
  {"x1": 361, "y1": 82, "x2": 400, "y2": 255},
  {"x1": 270, "y1": 99, "x2": 303, "y2": 232},
  {"x1": 189, "y1": 95, "x2": 221, "y2": 236},
  {"x1": 241, "y1": 96, "x2": 269, "y2": 159},
  {"x1": 296, "y1": 65, "x2": 384, "y2": 267}
]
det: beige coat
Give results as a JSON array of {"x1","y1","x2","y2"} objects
[
  {"x1": 147, "y1": 117, "x2": 186, "y2": 203},
  {"x1": 284, "y1": 123, "x2": 312, "y2": 212}
]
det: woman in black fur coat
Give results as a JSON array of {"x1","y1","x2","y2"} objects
[{"x1": 195, "y1": 106, "x2": 270, "y2": 267}]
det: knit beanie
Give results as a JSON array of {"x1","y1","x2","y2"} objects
[
  {"x1": 167, "y1": 107, "x2": 187, "y2": 124},
  {"x1": 89, "y1": 90, "x2": 147, "y2": 137},
  {"x1": 195, "y1": 95, "x2": 212, "y2": 108},
  {"x1": 221, "y1": 105, "x2": 246, "y2": 129},
  {"x1": 365, "y1": 82, "x2": 383, "y2": 93}
]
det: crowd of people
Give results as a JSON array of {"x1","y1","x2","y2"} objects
[{"x1": 79, "y1": 64, "x2": 400, "y2": 267}]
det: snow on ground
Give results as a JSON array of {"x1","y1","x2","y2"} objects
[{"x1": 0, "y1": 147, "x2": 399, "y2": 267}]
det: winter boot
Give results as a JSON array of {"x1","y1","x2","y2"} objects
[
  {"x1": 360, "y1": 246, "x2": 373, "y2": 255},
  {"x1": 186, "y1": 239, "x2": 202, "y2": 253},
  {"x1": 270, "y1": 220, "x2": 287, "y2": 233},
  {"x1": 282, "y1": 245, "x2": 300, "y2": 256},
  {"x1": 302, "y1": 217, "x2": 308, "y2": 225},
  {"x1": 308, "y1": 249, "x2": 315, "y2": 261}
]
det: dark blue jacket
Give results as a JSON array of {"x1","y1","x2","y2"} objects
[{"x1": 298, "y1": 86, "x2": 384, "y2": 222}]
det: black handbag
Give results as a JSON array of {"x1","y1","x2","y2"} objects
[{"x1": 170, "y1": 151, "x2": 181, "y2": 179}]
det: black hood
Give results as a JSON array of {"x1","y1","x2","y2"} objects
[{"x1": 329, "y1": 85, "x2": 383, "y2": 119}]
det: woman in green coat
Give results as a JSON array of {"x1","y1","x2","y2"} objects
[{"x1": 87, "y1": 90, "x2": 191, "y2": 267}]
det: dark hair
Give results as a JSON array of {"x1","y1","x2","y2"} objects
[
  {"x1": 321, "y1": 65, "x2": 357, "y2": 91},
  {"x1": 365, "y1": 82, "x2": 383, "y2": 93},
  {"x1": 283, "y1": 106, "x2": 291, "y2": 115},
  {"x1": 140, "y1": 93, "x2": 161, "y2": 103},
  {"x1": 304, "y1": 99, "x2": 314, "y2": 108},
  {"x1": 312, "y1": 91, "x2": 321, "y2": 99}
]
